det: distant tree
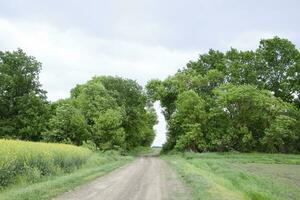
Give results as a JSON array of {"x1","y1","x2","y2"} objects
[
  {"x1": 147, "y1": 37, "x2": 300, "y2": 153},
  {"x1": 93, "y1": 76, "x2": 157, "y2": 149},
  {"x1": 70, "y1": 79, "x2": 125, "y2": 149},
  {"x1": 0, "y1": 49, "x2": 50, "y2": 140},
  {"x1": 141, "y1": 107, "x2": 157, "y2": 146},
  {"x1": 0, "y1": 50, "x2": 158, "y2": 150},
  {"x1": 58, "y1": 76, "x2": 158, "y2": 150}
]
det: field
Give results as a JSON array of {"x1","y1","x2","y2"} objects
[
  {"x1": 0, "y1": 139, "x2": 92, "y2": 188},
  {"x1": 163, "y1": 152, "x2": 300, "y2": 200},
  {"x1": 0, "y1": 139, "x2": 133, "y2": 200}
]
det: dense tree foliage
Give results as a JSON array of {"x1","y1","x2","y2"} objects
[
  {"x1": 147, "y1": 37, "x2": 300, "y2": 153},
  {"x1": 0, "y1": 49, "x2": 156, "y2": 150},
  {"x1": 43, "y1": 99, "x2": 89, "y2": 145},
  {"x1": 0, "y1": 49, "x2": 50, "y2": 141},
  {"x1": 45, "y1": 76, "x2": 157, "y2": 150}
]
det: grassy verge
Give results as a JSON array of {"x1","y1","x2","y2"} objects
[
  {"x1": 127, "y1": 146, "x2": 161, "y2": 156},
  {"x1": 163, "y1": 152, "x2": 300, "y2": 200},
  {"x1": 0, "y1": 150, "x2": 133, "y2": 200}
]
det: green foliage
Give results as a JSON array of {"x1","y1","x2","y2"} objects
[
  {"x1": 93, "y1": 109, "x2": 125, "y2": 150},
  {"x1": 71, "y1": 79, "x2": 124, "y2": 148},
  {"x1": 257, "y1": 37, "x2": 300, "y2": 106},
  {"x1": 212, "y1": 84, "x2": 298, "y2": 152},
  {"x1": 262, "y1": 115, "x2": 300, "y2": 153},
  {"x1": 148, "y1": 37, "x2": 300, "y2": 153},
  {"x1": 94, "y1": 76, "x2": 157, "y2": 148},
  {"x1": 45, "y1": 76, "x2": 157, "y2": 150},
  {"x1": 43, "y1": 100, "x2": 89, "y2": 145},
  {"x1": 172, "y1": 91, "x2": 206, "y2": 152},
  {"x1": 0, "y1": 49, "x2": 50, "y2": 141},
  {"x1": 0, "y1": 49, "x2": 157, "y2": 151}
]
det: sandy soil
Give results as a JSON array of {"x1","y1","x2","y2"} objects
[{"x1": 53, "y1": 156, "x2": 191, "y2": 200}]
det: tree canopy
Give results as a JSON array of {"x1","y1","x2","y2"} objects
[
  {"x1": 0, "y1": 49, "x2": 50, "y2": 141},
  {"x1": 45, "y1": 76, "x2": 157, "y2": 150},
  {"x1": 147, "y1": 37, "x2": 300, "y2": 153},
  {"x1": 0, "y1": 50, "x2": 157, "y2": 151}
]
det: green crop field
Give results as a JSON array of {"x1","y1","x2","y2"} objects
[
  {"x1": 0, "y1": 139, "x2": 133, "y2": 200},
  {"x1": 164, "y1": 152, "x2": 300, "y2": 200},
  {"x1": 0, "y1": 139, "x2": 92, "y2": 188}
]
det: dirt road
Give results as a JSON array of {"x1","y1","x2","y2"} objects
[{"x1": 54, "y1": 156, "x2": 191, "y2": 200}]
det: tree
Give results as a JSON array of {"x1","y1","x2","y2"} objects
[
  {"x1": 93, "y1": 109, "x2": 125, "y2": 150},
  {"x1": 226, "y1": 49, "x2": 260, "y2": 85},
  {"x1": 213, "y1": 84, "x2": 289, "y2": 151},
  {"x1": 167, "y1": 91, "x2": 206, "y2": 152},
  {"x1": 0, "y1": 49, "x2": 49, "y2": 140},
  {"x1": 147, "y1": 37, "x2": 300, "y2": 153},
  {"x1": 70, "y1": 79, "x2": 125, "y2": 149},
  {"x1": 262, "y1": 114, "x2": 300, "y2": 153},
  {"x1": 58, "y1": 76, "x2": 158, "y2": 150},
  {"x1": 43, "y1": 100, "x2": 89, "y2": 145},
  {"x1": 93, "y1": 76, "x2": 157, "y2": 149},
  {"x1": 256, "y1": 37, "x2": 300, "y2": 107}
]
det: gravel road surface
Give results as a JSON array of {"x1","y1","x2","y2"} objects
[{"x1": 53, "y1": 156, "x2": 191, "y2": 200}]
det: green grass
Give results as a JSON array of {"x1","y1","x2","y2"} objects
[
  {"x1": 163, "y1": 152, "x2": 300, "y2": 200},
  {"x1": 0, "y1": 150, "x2": 133, "y2": 200},
  {"x1": 127, "y1": 146, "x2": 161, "y2": 156}
]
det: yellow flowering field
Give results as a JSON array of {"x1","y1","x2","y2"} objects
[{"x1": 0, "y1": 139, "x2": 92, "y2": 188}]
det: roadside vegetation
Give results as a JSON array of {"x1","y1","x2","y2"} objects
[
  {"x1": 0, "y1": 139, "x2": 133, "y2": 200},
  {"x1": 147, "y1": 37, "x2": 300, "y2": 153},
  {"x1": 0, "y1": 139, "x2": 91, "y2": 189},
  {"x1": 0, "y1": 49, "x2": 157, "y2": 150},
  {"x1": 164, "y1": 152, "x2": 300, "y2": 200}
]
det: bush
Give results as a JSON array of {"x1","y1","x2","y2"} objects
[{"x1": 0, "y1": 139, "x2": 92, "y2": 188}]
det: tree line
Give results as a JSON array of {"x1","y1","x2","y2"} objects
[
  {"x1": 147, "y1": 37, "x2": 300, "y2": 153},
  {"x1": 0, "y1": 49, "x2": 157, "y2": 150},
  {"x1": 1, "y1": 37, "x2": 299, "y2": 153}
]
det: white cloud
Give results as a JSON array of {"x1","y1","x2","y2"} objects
[
  {"x1": 0, "y1": 18, "x2": 197, "y2": 101},
  {"x1": 224, "y1": 31, "x2": 296, "y2": 51}
]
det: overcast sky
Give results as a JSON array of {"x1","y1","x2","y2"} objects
[{"x1": 1, "y1": 0, "x2": 299, "y2": 146}]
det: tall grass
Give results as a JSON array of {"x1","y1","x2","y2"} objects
[
  {"x1": 0, "y1": 139, "x2": 92, "y2": 188},
  {"x1": 164, "y1": 152, "x2": 300, "y2": 200}
]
